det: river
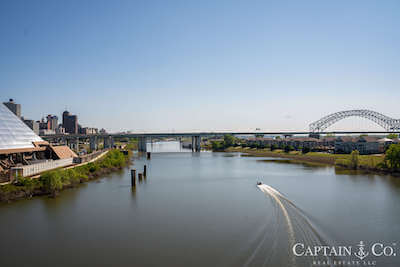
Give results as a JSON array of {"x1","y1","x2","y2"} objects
[{"x1": 1, "y1": 141, "x2": 399, "y2": 267}]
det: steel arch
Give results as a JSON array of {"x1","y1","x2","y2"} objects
[{"x1": 310, "y1": 110, "x2": 400, "y2": 132}]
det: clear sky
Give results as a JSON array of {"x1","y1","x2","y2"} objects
[{"x1": 1, "y1": 0, "x2": 399, "y2": 132}]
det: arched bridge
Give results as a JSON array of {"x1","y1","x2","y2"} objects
[{"x1": 310, "y1": 109, "x2": 400, "y2": 132}]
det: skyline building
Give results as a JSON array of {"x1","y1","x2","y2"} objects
[
  {"x1": 62, "y1": 111, "x2": 78, "y2": 134},
  {"x1": 46, "y1": 115, "x2": 58, "y2": 130},
  {"x1": 3, "y1": 99, "x2": 21, "y2": 118}
]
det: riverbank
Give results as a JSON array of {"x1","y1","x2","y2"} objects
[
  {"x1": 0, "y1": 149, "x2": 132, "y2": 203},
  {"x1": 224, "y1": 147, "x2": 400, "y2": 176}
]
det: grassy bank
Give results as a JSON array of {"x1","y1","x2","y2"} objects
[
  {"x1": 224, "y1": 147, "x2": 399, "y2": 175},
  {"x1": 0, "y1": 149, "x2": 132, "y2": 203}
]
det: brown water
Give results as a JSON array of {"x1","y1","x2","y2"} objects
[{"x1": 1, "y1": 142, "x2": 399, "y2": 267}]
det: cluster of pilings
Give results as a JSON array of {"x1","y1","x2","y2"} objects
[{"x1": 131, "y1": 164, "x2": 147, "y2": 187}]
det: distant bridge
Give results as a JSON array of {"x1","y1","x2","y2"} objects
[
  {"x1": 39, "y1": 110, "x2": 400, "y2": 153},
  {"x1": 309, "y1": 110, "x2": 400, "y2": 132},
  {"x1": 41, "y1": 130, "x2": 400, "y2": 152}
]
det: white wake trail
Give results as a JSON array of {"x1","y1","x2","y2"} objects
[
  {"x1": 252, "y1": 184, "x2": 335, "y2": 267},
  {"x1": 257, "y1": 184, "x2": 297, "y2": 267}
]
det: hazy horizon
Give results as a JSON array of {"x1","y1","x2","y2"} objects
[{"x1": 1, "y1": 0, "x2": 399, "y2": 132}]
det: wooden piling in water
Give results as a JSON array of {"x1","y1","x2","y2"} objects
[
  {"x1": 138, "y1": 173, "x2": 143, "y2": 181},
  {"x1": 131, "y1": 169, "x2": 136, "y2": 187},
  {"x1": 147, "y1": 152, "x2": 151, "y2": 159},
  {"x1": 144, "y1": 165, "x2": 147, "y2": 177}
]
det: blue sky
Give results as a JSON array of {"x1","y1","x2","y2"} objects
[{"x1": 1, "y1": 0, "x2": 399, "y2": 132}]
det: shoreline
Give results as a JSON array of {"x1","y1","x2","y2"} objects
[
  {"x1": 224, "y1": 147, "x2": 400, "y2": 177},
  {"x1": 0, "y1": 149, "x2": 132, "y2": 203}
]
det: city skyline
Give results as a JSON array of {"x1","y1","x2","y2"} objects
[{"x1": 1, "y1": 0, "x2": 399, "y2": 132}]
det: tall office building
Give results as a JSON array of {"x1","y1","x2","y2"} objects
[
  {"x1": 62, "y1": 111, "x2": 78, "y2": 134},
  {"x1": 46, "y1": 115, "x2": 58, "y2": 130},
  {"x1": 3, "y1": 99, "x2": 21, "y2": 118}
]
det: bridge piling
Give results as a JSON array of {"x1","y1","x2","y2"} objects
[
  {"x1": 138, "y1": 137, "x2": 147, "y2": 152},
  {"x1": 131, "y1": 169, "x2": 136, "y2": 187},
  {"x1": 144, "y1": 165, "x2": 147, "y2": 177}
]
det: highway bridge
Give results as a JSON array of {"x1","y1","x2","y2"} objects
[{"x1": 40, "y1": 109, "x2": 400, "y2": 152}]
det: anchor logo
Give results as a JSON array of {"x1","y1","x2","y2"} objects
[{"x1": 354, "y1": 241, "x2": 369, "y2": 260}]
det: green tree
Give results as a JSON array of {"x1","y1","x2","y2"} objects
[
  {"x1": 350, "y1": 150, "x2": 360, "y2": 169},
  {"x1": 223, "y1": 135, "x2": 235, "y2": 148},
  {"x1": 302, "y1": 146, "x2": 310, "y2": 154},
  {"x1": 211, "y1": 141, "x2": 222, "y2": 151},
  {"x1": 270, "y1": 144, "x2": 277, "y2": 151},
  {"x1": 284, "y1": 145, "x2": 294, "y2": 153},
  {"x1": 384, "y1": 144, "x2": 400, "y2": 170},
  {"x1": 387, "y1": 133, "x2": 398, "y2": 140},
  {"x1": 40, "y1": 171, "x2": 63, "y2": 195}
]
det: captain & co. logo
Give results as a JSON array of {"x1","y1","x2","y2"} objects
[{"x1": 293, "y1": 241, "x2": 397, "y2": 266}]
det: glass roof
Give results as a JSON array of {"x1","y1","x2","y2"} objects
[{"x1": 0, "y1": 103, "x2": 43, "y2": 150}]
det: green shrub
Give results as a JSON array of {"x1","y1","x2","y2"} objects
[
  {"x1": 384, "y1": 144, "x2": 400, "y2": 170},
  {"x1": 350, "y1": 150, "x2": 360, "y2": 169},
  {"x1": 40, "y1": 171, "x2": 63, "y2": 193},
  {"x1": 302, "y1": 147, "x2": 310, "y2": 154}
]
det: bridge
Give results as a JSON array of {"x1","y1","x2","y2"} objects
[
  {"x1": 309, "y1": 109, "x2": 400, "y2": 132},
  {"x1": 41, "y1": 130, "x2": 400, "y2": 152},
  {"x1": 39, "y1": 109, "x2": 400, "y2": 152}
]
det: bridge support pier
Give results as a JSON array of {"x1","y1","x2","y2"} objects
[
  {"x1": 138, "y1": 137, "x2": 147, "y2": 152},
  {"x1": 90, "y1": 136, "x2": 98, "y2": 151},
  {"x1": 76, "y1": 137, "x2": 79, "y2": 153},
  {"x1": 103, "y1": 136, "x2": 112, "y2": 149},
  {"x1": 191, "y1": 136, "x2": 201, "y2": 152}
]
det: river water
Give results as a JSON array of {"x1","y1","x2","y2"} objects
[{"x1": 1, "y1": 141, "x2": 399, "y2": 267}]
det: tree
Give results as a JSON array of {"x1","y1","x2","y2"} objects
[
  {"x1": 284, "y1": 145, "x2": 294, "y2": 153},
  {"x1": 223, "y1": 134, "x2": 235, "y2": 148},
  {"x1": 40, "y1": 171, "x2": 63, "y2": 196},
  {"x1": 270, "y1": 144, "x2": 277, "y2": 151},
  {"x1": 211, "y1": 141, "x2": 223, "y2": 151},
  {"x1": 302, "y1": 146, "x2": 310, "y2": 154},
  {"x1": 384, "y1": 144, "x2": 400, "y2": 170},
  {"x1": 387, "y1": 133, "x2": 398, "y2": 140},
  {"x1": 350, "y1": 150, "x2": 359, "y2": 169}
]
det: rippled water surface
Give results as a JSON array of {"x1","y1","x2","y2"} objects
[{"x1": 1, "y1": 141, "x2": 399, "y2": 266}]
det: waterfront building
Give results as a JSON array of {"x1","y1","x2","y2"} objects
[
  {"x1": 0, "y1": 104, "x2": 77, "y2": 182},
  {"x1": 334, "y1": 136, "x2": 381, "y2": 154},
  {"x1": 3, "y1": 99, "x2": 21, "y2": 118},
  {"x1": 62, "y1": 111, "x2": 78, "y2": 134}
]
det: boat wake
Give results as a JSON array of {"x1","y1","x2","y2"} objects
[{"x1": 242, "y1": 184, "x2": 335, "y2": 267}]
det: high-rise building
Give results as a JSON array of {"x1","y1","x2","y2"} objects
[
  {"x1": 46, "y1": 115, "x2": 58, "y2": 130},
  {"x1": 38, "y1": 118, "x2": 48, "y2": 130},
  {"x1": 62, "y1": 111, "x2": 78, "y2": 134},
  {"x1": 3, "y1": 99, "x2": 21, "y2": 118}
]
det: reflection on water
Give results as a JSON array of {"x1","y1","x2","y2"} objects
[
  {"x1": 0, "y1": 142, "x2": 399, "y2": 266},
  {"x1": 147, "y1": 140, "x2": 192, "y2": 153}
]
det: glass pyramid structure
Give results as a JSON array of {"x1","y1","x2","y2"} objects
[{"x1": 0, "y1": 103, "x2": 43, "y2": 151}]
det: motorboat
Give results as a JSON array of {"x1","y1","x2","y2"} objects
[{"x1": 257, "y1": 181, "x2": 262, "y2": 185}]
